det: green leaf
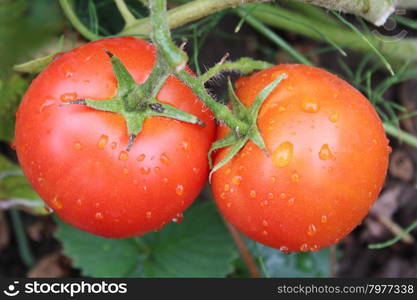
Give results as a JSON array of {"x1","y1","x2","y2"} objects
[
  {"x1": 55, "y1": 201, "x2": 238, "y2": 277},
  {"x1": 13, "y1": 53, "x2": 57, "y2": 74},
  {"x1": 0, "y1": 155, "x2": 45, "y2": 215},
  {"x1": 140, "y1": 201, "x2": 238, "y2": 277},
  {"x1": 247, "y1": 239, "x2": 331, "y2": 277},
  {"x1": 0, "y1": 74, "x2": 29, "y2": 142},
  {"x1": 55, "y1": 217, "x2": 142, "y2": 277}
]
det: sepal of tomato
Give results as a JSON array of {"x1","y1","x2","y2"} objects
[
  {"x1": 212, "y1": 64, "x2": 390, "y2": 252},
  {"x1": 15, "y1": 37, "x2": 215, "y2": 238}
]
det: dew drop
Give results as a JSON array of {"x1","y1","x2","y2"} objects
[
  {"x1": 287, "y1": 197, "x2": 295, "y2": 206},
  {"x1": 162, "y1": 177, "x2": 169, "y2": 183},
  {"x1": 176, "y1": 184, "x2": 184, "y2": 195},
  {"x1": 301, "y1": 99, "x2": 320, "y2": 113},
  {"x1": 310, "y1": 244, "x2": 319, "y2": 251},
  {"x1": 39, "y1": 99, "x2": 55, "y2": 112},
  {"x1": 142, "y1": 186, "x2": 148, "y2": 192},
  {"x1": 95, "y1": 212, "x2": 104, "y2": 220},
  {"x1": 270, "y1": 176, "x2": 277, "y2": 184},
  {"x1": 37, "y1": 177, "x2": 44, "y2": 183},
  {"x1": 73, "y1": 142, "x2": 82, "y2": 150},
  {"x1": 268, "y1": 192, "x2": 274, "y2": 199},
  {"x1": 262, "y1": 230, "x2": 268, "y2": 236},
  {"x1": 224, "y1": 184, "x2": 230, "y2": 192},
  {"x1": 249, "y1": 190, "x2": 257, "y2": 198},
  {"x1": 137, "y1": 154, "x2": 146, "y2": 162},
  {"x1": 123, "y1": 168, "x2": 129, "y2": 174},
  {"x1": 232, "y1": 175, "x2": 242, "y2": 185},
  {"x1": 146, "y1": 211, "x2": 152, "y2": 219},
  {"x1": 307, "y1": 224, "x2": 317, "y2": 236},
  {"x1": 319, "y1": 144, "x2": 334, "y2": 160},
  {"x1": 160, "y1": 153, "x2": 170, "y2": 164},
  {"x1": 220, "y1": 192, "x2": 227, "y2": 199},
  {"x1": 154, "y1": 167, "x2": 161, "y2": 173},
  {"x1": 272, "y1": 141, "x2": 293, "y2": 168},
  {"x1": 329, "y1": 112, "x2": 339, "y2": 123},
  {"x1": 300, "y1": 243, "x2": 309, "y2": 252},
  {"x1": 172, "y1": 213, "x2": 184, "y2": 223},
  {"x1": 119, "y1": 151, "x2": 129, "y2": 161},
  {"x1": 278, "y1": 105, "x2": 286, "y2": 112},
  {"x1": 192, "y1": 167, "x2": 199, "y2": 174},
  {"x1": 321, "y1": 215, "x2": 328, "y2": 224},
  {"x1": 226, "y1": 201, "x2": 232, "y2": 208},
  {"x1": 387, "y1": 146, "x2": 393, "y2": 154},
  {"x1": 97, "y1": 135, "x2": 108, "y2": 149},
  {"x1": 261, "y1": 200, "x2": 269, "y2": 207},
  {"x1": 76, "y1": 199, "x2": 82, "y2": 206},
  {"x1": 181, "y1": 141, "x2": 189, "y2": 151},
  {"x1": 60, "y1": 92, "x2": 78, "y2": 102},
  {"x1": 140, "y1": 167, "x2": 150, "y2": 175},
  {"x1": 262, "y1": 220, "x2": 269, "y2": 227},
  {"x1": 280, "y1": 246, "x2": 289, "y2": 253},
  {"x1": 279, "y1": 193, "x2": 287, "y2": 200},
  {"x1": 291, "y1": 172, "x2": 300, "y2": 182},
  {"x1": 225, "y1": 168, "x2": 232, "y2": 175}
]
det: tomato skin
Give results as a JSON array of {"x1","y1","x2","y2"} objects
[
  {"x1": 212, "y1": 64, "x2": 389, "y2": 252},
  {"x1": 15, "y1": 37, "x2": 215, "y2": 238}
]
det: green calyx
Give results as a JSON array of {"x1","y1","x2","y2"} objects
[
  {"x1": 61, "y1": 49, "x2": 204, "y2": 151},
  {"x1": 208, "y1": 73, "x2": 287, "y2": 179}
]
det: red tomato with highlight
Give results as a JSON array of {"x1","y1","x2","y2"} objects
[
  {"x1": 212, "y1": 64, "x2": 389, "y2": 252},
  {"x1": 15, "y1": 37, "x2": 215, "y2": 238}
]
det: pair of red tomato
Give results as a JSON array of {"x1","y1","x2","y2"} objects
[{"x1": 15, "y1": 37, "x2": 389, "y2": 252}]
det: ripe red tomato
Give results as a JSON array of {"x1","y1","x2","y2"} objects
[
  {"x1": 212, "y1": 64, "x2": 389, "y2": 252},
  {"x1": 15, "y1": 37, "x2": 215, "y2": 238}
]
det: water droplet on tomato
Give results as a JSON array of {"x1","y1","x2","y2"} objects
[
  {"x1": 162, "y1": 177, "x2": 169, "y2": 183},
  {"x1": 291, "y1": 172, "x2": 300, "y2": 182},
  {"x1": 60, "y1": 92, "x2": 78, "y2": 102},
  {"x1": 160, "y1": 153, "x2": 170, "y2": 164},
  {"x1": 329, "y1": 112, "x2": 339, "y2": 123},
  {"x1": 176, "y1": 184, "x2": 184, "y2": 195},
  {"x1": 119, "y1": 151, "x2": 129, "y2": 161},
  {"x1": 39, "y1": 99, "x2": 55, "y2": 112},
  {"x1": 172, "y1": 213, "x2": 184, "y2": 223},
  {"x1": 268, "y1": 192, "x2": 274, "y2": 199},
  {"x1": 261, "y1": 200, "x2": 269, "y2": 207},
  {"x1": 140, "y1": 167, "x2": 150, "y2": 175},
  {"x1": 319, "y1": 144, "x2": 334, "y2": 160},
  {"x1": 272, "y1": 141, "x2": 293, "y2": 168},
  {"x1": 142, "y1": 185, "x2": 148, "y2": 192},
  {"x1": 111, "y1": 142, "x2": 117, "y2": 149},
  {"x1": 225, "y1": 168, "x2": 232, "y2": 175},
  {"x1": 279, "y1": 193, "x2": 287, "y2": 199},
  {"x1": 307, "y1": 224, "x2": 317, "y2": 236},
  {"x1": 220, "y1": 192, "x2": 227, "y2": 199},
  {"x1": 224, "y1": 184, "x2": 230, "y2": 192},
  {"x1": 137, "y1": 154, "x2": 145, "y2": 162},
  {"x1": 76, "y1": 199, "x2": 82, "y2": 206},
  {"x1": 154, "y1": 167, "x2": 160, "y2": 173},
  {"x1": 249, "y1": 190, "x2": 257, "y2": 198},
  {"x1": 97, "y1": 135, "x2": 108, "y2": 149},
  {"x1": 37, "y1": 177, "x2": 44, "y2": 183},
  {"x1": 280, "y1": 246, "x2": 289, "y2": 253},
  {"x1": 262, "y1": 230, "x2": 268, "y2": 236},
  {"x1": 232, "y1": 175, "x2": 242, "y2": 185},
  {"x1": 192, "y1": 167, "x2": 199, "y2": 174},
  {"x1": 262, "y1": 220, "x2": 268, "y2": 227},
  {"x1": 50, "y1": 196, "x2": 63, "y2": 210},
  {"x1": 270, "y1": 176, "x2": 277, "y2": 184},
  {"x1": 300, "y1": 243, "x2": 309, "y2": 252},
  {"x1": 146, "y1": 211, "x2": 152, "y2": 219},
  {"x1": 321, "y1": 215, "x2": 328, "y2": 224},
  {"x1": 301, "y1": 99, "x2": 320, "y2": 113},
  {"x1": 181, "y1": 140, "x2": 189, "y2": 151},
  {"x1": 226, "y1": 201, "x2": 232, "y2": 208},
  {"x1": 278, "y1": 105, "x2": 286, "y2": 112},
  {"x1": 73, "y1": 142, "x2": 82, "y2": 150},
  {"x1": 95, "y1": 212, "x2": 104, "y2": 220},
  {"x1": 287, "y1": 197, "x2": 295, "y2": 206},
  {"x1": 123, "y1": 168, "x2": 129, "y2": 174}
]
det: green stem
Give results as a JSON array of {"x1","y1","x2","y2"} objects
[
  {"x1": 383, "y1": 122, "x2": 417, "y2": 149},
  {"x1": 177, "y1": 70, "x2": 249, "y2": 134},
  {"x1": 115, "y1": 0, "x2": 137, "y2": 27},
  {"x1": 235, "y1": 7, "x2": 313, "y2": 65},
  {"x1": 9, "y1": 209, "x2": 35, "y2": 267},
  {"x1": 294, "y1": 0, "x2": 395, "y2": 26},
  {"x1": 368, "y1": 218, "x2": 417, "y2": 249},
  {"x1": 59, "y1": 0, "x2": 101, "y2": 40},
  {"x1": 122, "y1": 0, "x2": 268, "y2": 36}
]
